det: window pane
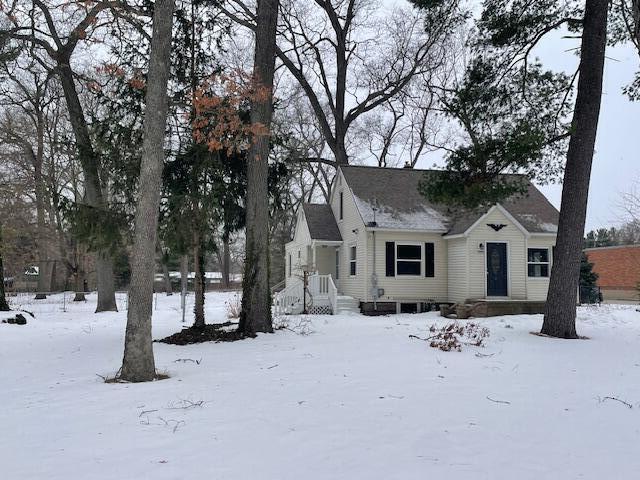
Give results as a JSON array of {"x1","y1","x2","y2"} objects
[
  {"x1": 350, "y1": 261, "x2": 356, "y2": 276},
  {"x1": 528, "y1": 264, "x2": 549, "y2": 277},
  {"x1": 397, "y1": 261, "x2": 421, "y2": 275},
  {"x1": 397, "y1": 244, "x2": 421, "y2": 260},
  {"x1": 350, "y1": 246, "x2": 356, "y2": 260},
  {"x1": 528, "y1": 248, "x2": 549, "y2": 263}
]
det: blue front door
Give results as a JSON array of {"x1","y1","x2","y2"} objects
[{"x1": 486, "y1": 242, "x2": 508, "y2": 297}]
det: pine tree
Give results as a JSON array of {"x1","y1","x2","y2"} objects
[
  {"x1": 580, "y1": 253, "x2": 599, "y2": 287},
  {"x1": 541, "y1": 0, "x2": 609, "y2": 338},
  {"x1": 414, "y1": 0, "x2": 609, "y2": 338},
  {"x1": 579, "y1": 252, "x2": 600, "y2": 303}
]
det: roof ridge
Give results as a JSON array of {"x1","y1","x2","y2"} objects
[
  {"x1": 339, "y1": 164, "x2": 530, "y2": 179},
  {"x1": 340, "y1": 164, "x2": 439, "y2": 173}
]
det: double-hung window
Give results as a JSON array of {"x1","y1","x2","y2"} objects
[
  {"x1": 396, "y1": 244, "x2": 422, "y2": 276},
  {"x1": 349, "y1": 246, "x2": 357, "y2": 276},
  {"x1": 528, "y1": 248, "x2": 550, "y2": 277}
]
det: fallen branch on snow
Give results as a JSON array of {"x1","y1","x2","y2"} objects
[
  {"x1": 173, "y1": 358, "x2": 202, "y2": 365},
  {"x1": 598, "y1": 396, "x2": 633, "y2": 409},
  {"x1": 166, "y1": 399, "x2": 206, "y2": 410}
]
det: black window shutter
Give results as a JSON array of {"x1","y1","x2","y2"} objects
[
  {"x1": 425, "y1": 243, "x2": 435, "y2": 277},
  {"x1": 385, "y1": 242, "x2": 395, "y2": 277}
]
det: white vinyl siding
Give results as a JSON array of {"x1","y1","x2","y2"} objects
[
  {"x1": 466, "y1": 207, "x2": 527, "y2": 300},
  {"x1": 366, "y1": 231, "x2": 447, "y2": 303},
  {"x1": 447, "y1": 237, "x2": 468, "y2": 303},
  {"x1": 526, "y1": 236, "x2": 556, "y2": 300},
  {"x1": 330, "y1": 169, "x2": 367, "y2": 299},
  {"x1": 284, "y1": 209, "x2": 312, "y2": 288}
]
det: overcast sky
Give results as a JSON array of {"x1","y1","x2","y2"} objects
[{"x1": 536, "y1": 38, "x2": 640, "y2": 232}]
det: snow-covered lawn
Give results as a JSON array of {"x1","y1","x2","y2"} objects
[{"x1": 1, "y1": 293, "x2": 640, "y2": 479}]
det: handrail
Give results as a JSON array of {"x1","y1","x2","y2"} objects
[
  {"x1": 274, "y1": 274, "x2": 337, "y2": 315},
  {"x1": 327, "y1": 275, "x2": 338, "y2": 315},
  {"x1": 308, "y1": 273, "x2": 331, "y2": 296},
  {"x1": 270, "y1": 279, "x2": 286, "y2": 294},
  {"x1": 273, "y1": 279, "x2": 303, "y2": 315}
]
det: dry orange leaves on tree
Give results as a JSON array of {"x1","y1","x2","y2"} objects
[{"x1": 192, "y1": 73, "x2": 271, "y2": 155}]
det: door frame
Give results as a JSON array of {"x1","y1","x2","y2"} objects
[{"x1": 484, "y1": 241, "x2": 510, "y2": 298}]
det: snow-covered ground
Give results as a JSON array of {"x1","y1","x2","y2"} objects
[{"x1": 1, "y1": 292, "x2": 640, "y2": 479}]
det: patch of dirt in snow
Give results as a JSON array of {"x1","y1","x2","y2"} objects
[{"x1": 156, "y1": 322, "x2": 251, "y2": 345}]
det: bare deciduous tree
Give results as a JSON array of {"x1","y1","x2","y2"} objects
[
  {"x1": 222, "y1": 0, "x2": 456, "y2": 165},
  {"x1": 0, "y1": 0, "x2": 149, "y2": 311},
  {"x1": 0, "y1": 58, "x2": 59, "y2": 298}
]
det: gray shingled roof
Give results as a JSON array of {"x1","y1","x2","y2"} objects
[
  {"x1": 339, "y1": 165, "x2": 559, "y2": 235},
  {"x1": 302, "y1": 203, "x2": 342, "y2": 241}
]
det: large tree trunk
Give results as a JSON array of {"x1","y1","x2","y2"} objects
[
  {"x1": 238, "y1": 0, "x2": 279, "y2": 335},
  {"x1": 0, "y1": 225, "x2": 10, "y2": 312},
  {"x1": 541, "y1": 0, "x2": 608, "y2": 338},
  {"x1": 193, "y1": 233, "x2": 205, "y2": 327},
  {"x1": 632, "y1": 0, "x2": 639, "y2": 47},
  {"x1": 120, "y1": 0, "x2": 175, "y2": 383},
  {"x1": 95, "y1": 253, "x2": 117, "y2": 312},
  {"x1": 57, "y1": 55, "x2": 117, "y2": 312}
]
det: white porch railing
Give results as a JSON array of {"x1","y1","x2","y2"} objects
[
  {"x1": 327, "y1": 275, "x2": 338, "y2": 315},
  {"x1": 309, "y1": 273, "x2": 331, "y2": 297},
  {"x1": 274, "y1": 274, "x2": 338, "y2": 315},
  {"x1": 273, "y1": 280, "x2": 304, "y2": 315},
  {"x1": 309, "y1": 274, "x2": 338, "y2": 314}
]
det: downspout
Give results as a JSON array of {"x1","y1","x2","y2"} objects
[
  {"x1": 371, "y1": 203, "x2": 379, "y2": 311},
  {"x1": 372, "y1": 230, "x2": 377, "y2": 311}
]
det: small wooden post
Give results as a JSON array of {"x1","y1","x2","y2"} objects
[{"x1": 303, "y1": 270, "x2": 308, "y2": 314}]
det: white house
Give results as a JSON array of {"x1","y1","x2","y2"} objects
[{"x1": 277, "y1": 165, "x2": 559, "y2": 315}]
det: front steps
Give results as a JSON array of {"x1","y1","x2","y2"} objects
[{"x1": 335, "y1": 296, "x2": 360, "y2": 314}]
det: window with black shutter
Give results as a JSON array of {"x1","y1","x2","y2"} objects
[
  {"x1": 385, "y1": 242, "x2": 395, "y2": 277},
  {"x1": 425, "y1": 242, "x2": 435, "y2": 277}
]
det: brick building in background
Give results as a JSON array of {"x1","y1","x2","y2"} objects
[{"x1": 584, "y1": 245, "x2": 640, "y2": 302}]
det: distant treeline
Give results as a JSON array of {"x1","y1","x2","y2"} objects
[{"x1": 584, "y1": 220, "x2": 640, "y2": 248}]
